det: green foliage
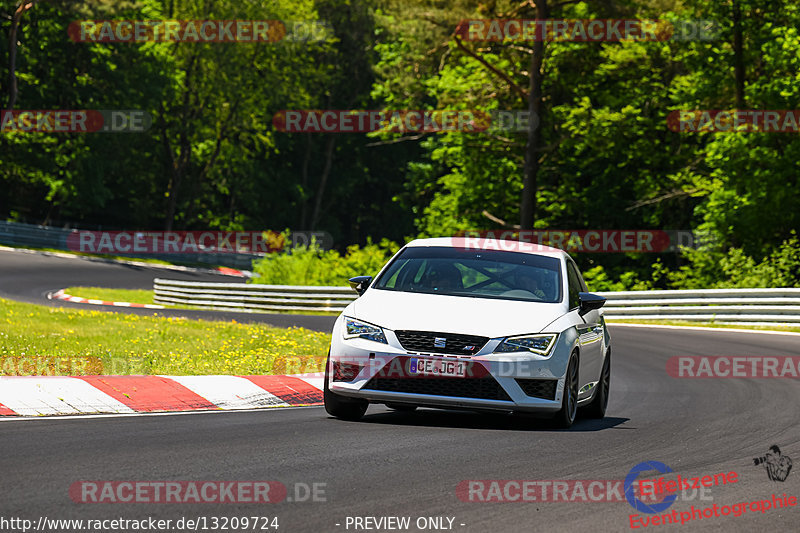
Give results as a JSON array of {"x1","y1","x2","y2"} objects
[
  {"x1": 668, "y1": 233, "x2": 800, "y2": 289},
  {"x1": 2, "y1": 0, "x2": 800, "y2": 290},
  {"x1": 584, "y1": 233, "x2": 800, "y2": 291},
  {"x1": 251, "y1": 239, "x2": 397, "y2": 286}
]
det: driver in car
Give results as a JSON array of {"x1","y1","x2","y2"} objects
[
  {"x1": 426, "y1": 263, "x2": 463, "y2": 292},
  {"x1": 513, "y1": 268, "x2": 547, "y2": 300}
]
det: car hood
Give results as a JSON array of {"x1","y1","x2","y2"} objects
[{"x1": 348, "y1": 289, "x2": 568, "y2": 338}]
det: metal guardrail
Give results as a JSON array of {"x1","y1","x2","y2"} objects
[
  {"x1": 154, "y1": 278, "x2": 358, "y2": 312},
  {"x1": 597, "y1": 288, "x2": 800, "y2": 326},
  {"x1": 154, "y1": 280, "x2": 800, "y2": 325},
  {"x1": 0, "y1": 220, "x2": 258, "y2": 270}
]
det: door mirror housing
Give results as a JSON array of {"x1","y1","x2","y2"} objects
[
  {"x1": 348, "y1": 276, "x2": 373, "y2": 296},
  {"x1": 578, "y1": 292, "x2": 606, "y2": 316}
]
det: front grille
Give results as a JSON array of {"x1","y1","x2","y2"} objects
[
  {"x1": 515, "y1": 378, "x2": 557, "y2": 400},
  {"x1": 394, "y1": 330, "x2": 488, "y2": 356},
  {"x1": 363, "y1": 376, "x2": 511, "y2": 401}
]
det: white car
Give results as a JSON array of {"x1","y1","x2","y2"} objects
[{"x1": 324, "y1": 237, "x2": 611, "y2": 428}]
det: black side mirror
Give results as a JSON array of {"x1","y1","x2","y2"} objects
[
  {"x1": 348, "y1": 276, "x2": 373, "y2": 296},
  {"x1": 578, "y1": 292, "x2": 606, "y2": 316}
]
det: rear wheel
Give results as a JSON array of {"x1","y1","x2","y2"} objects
[
  {"x1": 554, "y1": 351, "x2": 579, "y2": 428},
  {"x1": 583, "y1": 350, "x2": 610, "y2": 419},
  {"x1": 324, "y1": 355, "x2": 368, "y2": 421},
  {"x1": 385, "y1": 403, "x2": 417, "y2": 412}
]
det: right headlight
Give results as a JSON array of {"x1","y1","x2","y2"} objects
[
  {"x1": 343, "y1": 316, "x2": 388, "y2": 344},
  {"x1": 493, "y1": 333, "x2": 557, "y2": 355}
]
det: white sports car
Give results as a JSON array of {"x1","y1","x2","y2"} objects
[{"x1": 324, "y1": 237, "x2": 611, "y2": 427}]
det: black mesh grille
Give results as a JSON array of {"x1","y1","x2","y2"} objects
[
  {"x1": 333, "y1": 362, "x2": 362, "y2": 382},
  {"x1": 515, "y1": 379, "x2": 557, "y2": 400},
  {"x1": 394, "y1": 330, "x2": 488, "y2": 356},
  {"x1": 363, "y1": 376, "x2": 511, "y2": 401}
]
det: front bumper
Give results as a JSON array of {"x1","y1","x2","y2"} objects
[{"x1": 329, "y1": 319, "x2": 574, "y2": 414}]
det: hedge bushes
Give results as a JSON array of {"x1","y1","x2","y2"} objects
[{"x1": 251, "y1": 238, "x2": 397, "y2": 286}]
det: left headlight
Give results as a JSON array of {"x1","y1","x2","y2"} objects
[
  {"x1": 343, "y1": 317, "x2": 388, "y2": 344},
  {"x1": 494, "y1": 333, "x2": 557, "y2": 355}
]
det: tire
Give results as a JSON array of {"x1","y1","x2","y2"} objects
[
  {"x1": 385, "y1": 403, "x2": 417, "y2": 412},
  {"x1": 583, "y1": 350, "x2": 610, "y2": 419},
  {"x1": 554, "y1": 351, "x2": 579, "y2": 428},
  {"x1": 324, "y1": 355, "x2": 368, "y2": 421}
]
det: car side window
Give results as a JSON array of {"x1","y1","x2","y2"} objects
[
  {"x1": 577, "y1": 268, "x2": 588, "y2": 292},
  {"x1": 566, "y1": 261, "x2": 582, "y2": 310}
]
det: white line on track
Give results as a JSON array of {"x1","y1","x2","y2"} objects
[{"x1": 607, "y1": 322, "x2": 800, "y2": 337}]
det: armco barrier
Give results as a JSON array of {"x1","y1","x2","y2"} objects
[
  {"x1": 154, "y1": 278, "x2": 357, "y2": 313},
  {"x1": 153, "y1": 281, "x2": 800, "y2": 325},
  {"x1": 0, "y1": 220, "x2": 330, "y2": 271},
  {"x1": 597, "y1": 288, "x2": 800, "y2": 326},
  {"x1": 0, "y1": 220, "x2": 259, "y2": 270}
]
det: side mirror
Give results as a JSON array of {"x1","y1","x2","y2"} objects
[
  {"x1": 348, "y1": 276, "x2": 373, "y2": 296},
  {"x1": 578, "y1": 292, "x2": 606, "y2": 316}
]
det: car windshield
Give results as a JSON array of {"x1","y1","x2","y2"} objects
[{"x1": 373, "y1": 246, "x2": 562, "y2": 303}]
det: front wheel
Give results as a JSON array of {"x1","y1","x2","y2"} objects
[
  {"x1": 554, "y1": 351, "x2": 579, "y2": 428},
  {"x1": 582, "y1": 350, "x2": 610, "y2": 419},
  {"x1": 324, "y1": 355, "x2": 368, "y2": 421}
]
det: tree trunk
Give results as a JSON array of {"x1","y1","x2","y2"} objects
[
  {"x1": 520, "y1": 0, "x2": 548, "y2": 230},
  {"x1": 310, "y1": 136, "x2": 336, "y2": 231},
  {"x1": 731, "y1": 0, "x2": 745, "y2": 108},
  {"x1": 300, "y1": 132, "x2": 312, "y2": 228},
  {"x1": 6, "y1": 2, "x2": 37, "y2": 110}
]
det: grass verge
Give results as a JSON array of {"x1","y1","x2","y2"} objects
[
  {"x1": 63, "y1": 286, "x2": 155, "y2": 305},
  {"x1": 62, "y1": 286, "x2": 340, "y2": 315},
  {"x1": 0, "y1": 298, "x2": 330, "y2": 376}
]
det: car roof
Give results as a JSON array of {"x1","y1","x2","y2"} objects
[{"x1": 404, "y1": 237, "x2": 567, "y2": 258}]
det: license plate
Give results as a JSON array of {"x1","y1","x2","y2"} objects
[{"x1": 410, "y1": 358, "x2": 466, "y2": 377}]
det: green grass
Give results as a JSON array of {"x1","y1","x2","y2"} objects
[
  {"x1": 64, "y1": 286, "x2": 155, "y2": 305},
  {"x1": 606, "y1": 319, "x2": 800, "y2": 334},
  {"x1": 0, "y1": 298, "x2": 330, "y2": 376},
  {"x1": 62, "y1": 286, "x2": 340, "y2": 315}
]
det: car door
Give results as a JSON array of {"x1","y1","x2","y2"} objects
[{"x1": 566, "y1": 259, "x2": 603, "y2": 399}]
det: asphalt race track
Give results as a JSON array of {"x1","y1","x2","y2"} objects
[
  {"x1": 1, "y1": 249, "x2": 799, "y2": 532},
  {"x1": 0, "y1": 249, "x2": 336, "y2": 331}
]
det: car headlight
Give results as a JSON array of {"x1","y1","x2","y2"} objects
[
  {"x1": 343, "y1": 317, "x2": 387, "y2": 344},
  {"x1": 494, "y1": 334, "x2": 557, "y2": 355}
]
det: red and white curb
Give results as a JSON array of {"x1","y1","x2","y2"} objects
[
  {"x1": 48, "y1": 289, "x2": 165, "y2": 309},
  {"x1": 0, "y1": 373, "x2": 324, "y2": 417}
]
